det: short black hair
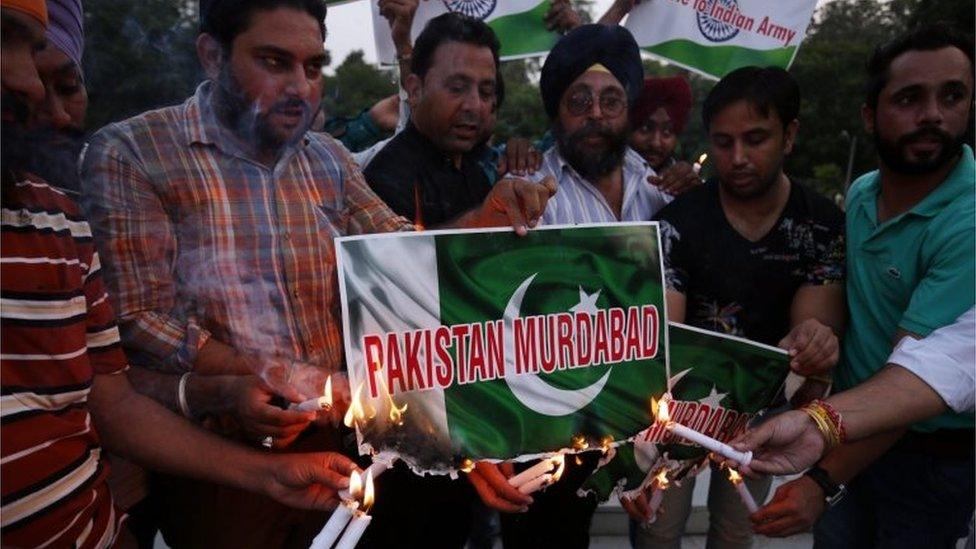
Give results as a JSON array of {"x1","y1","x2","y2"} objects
[
  {"x1": 200, "y1": 0, "x2": 327, "y2": 50},
  {"x1": 702, "y1": 66, "x2": 800, "y2": 131},
  {"x1": 864, "y1": 23, "x2": 975, "y2": 109},
  {"x1": 411, "y1": 12, "x2": 504, "y2": 108}
]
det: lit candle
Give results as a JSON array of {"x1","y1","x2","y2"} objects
[
  {"x1": 515, "y1": 455, "x2": 566, "y2": 495},
  {"x1": 507, "y1": 457, "x2": 558, "y2": 488},
  {"x1": 653, "y1": 396, "x2": 753, "y2": 466},
  {"x1": 728, "y1": 468, "x2": 759, "y2": 514},
  {"x1": 693, "y1": 153, "x2": 708, "y2": 175},
  {"x1": 290, "y1": 375, "x2": 333, "y2": 413},
  {"x1": 309, "y1": 471, "x2": 363, "y2": 549},
  {"x1": 334, "y1": 470, "x2": 376, "y2": 549},
  {"x1": 644, "y1": 468, "x2": 670, "y2": 524}
]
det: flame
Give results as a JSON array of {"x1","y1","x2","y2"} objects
[
  {"x1": 343, "y1": 381, "x2": 368, "y2": 428},
  {"x1": 654, "y1": 468, "x2": 670, "y2": 489},
  {"x1": 363, "y1": 469, "x2": 375, "y2": 511},
  {"x1": 323, "y1": 375, "x2": 333, "y2": 407},
  {"x1": 550, "y1": 455, "x2": 566, "y2": 482},
  {"x1": 459, "y1": 458, "x2": 475, "y2": 473},
  {"x1": 413, "y1": 184, "x2": 425, "y2": 231},
  {"x1": 697, "y1": 153, "x2": 708, "y2": 165},
  {"x1": 600, "y1": 435, "x2": 614, "y2": 454},
  {"x1": 651, "y1": 395, "x2": 672, "y2": 423},
  {"x1": 371, "y1": 348, "x2": 408, "y2": 426},
  {"x1": 349, "y1": 470, "x2": 363, "y2": 500},
  {"x1": 728, "y1": 468, "x2": 743, "y2": 485},
  {"x1": 571, "y1": 434, "x2": 589, "y2": 451}
]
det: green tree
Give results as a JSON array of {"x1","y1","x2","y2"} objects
[{"x1": 321, "y1": 50, "x2": 397, "y2": 119}]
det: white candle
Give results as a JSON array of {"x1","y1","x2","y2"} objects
[
  {"x1": 733, "y1": 479, "x2": 759, "y2": 513},
  {"x1": 666, "y1": 422, "x2": 753, "y2": 466},
  {"x1": 692, "y1": 153, "x2": 707, "y2": 175},
  {"x1": 517, "y1": 473, "x2": 552, "y2": 494},
  {"x1": 338, "y1": 462, "x2": 390, "y2": 501},
  {"x1": 645, "y1": 486, "x2": 665, "y2": 524},
  {"x1": 507, "y1": 458, "x2": 556, "y2": 488},
  {"x1": 309, "y1": 500, "x2": 357, "y2": 549},
  {"x1": 289, "y1": 396, "x2": 331, "y2": 413},
  {"x1": 333, "y1": 510, "x2": 372, "y2": 549}
]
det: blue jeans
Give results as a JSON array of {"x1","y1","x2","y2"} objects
[{"x1": 814, "y1": 447, "x2": 974, "y2": 549}]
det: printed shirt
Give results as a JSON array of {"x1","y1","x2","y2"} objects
[
  {"x1": 839, "y1": 145, "x2": 975, "y2": 431},
  {"x1": 655, "y1": 179, "x2": 845, "y2": 346},
  {"x1": 1, "y1": 177, "x2": 127, "y2": 548},
  {"x1": 80, "y1": 82, "x2": 412, "y2": 373},
  {"x1": 531, "y1": 147, "x2": 672, "y2": 225}
]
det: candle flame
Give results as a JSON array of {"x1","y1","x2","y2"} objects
[
  {"x1": 371, "y1": 349, "x2": 408, "y2": 426},
  {"x1": 697, "y1": 153, "x2": 708, "y2": 165},
  {"x1": 343, "y1": 381, "x2": 367, "y2": 428},
  {"x1": 459, "y1": 458, "x2": 475, "y2": 473},
  {"x1": 600, "y1": 435, "x2": 614, "y2": 454},
  {"x1": 652, "y1": 395, "x2": 672, "y2": 423},
  {"x1": 363, "y1": 469, "x2": 375, "y2": 511},
  {"x1": 728, "y1": 468, "x2": 743, "y2": 485},
  {"x1": 323, "y1": 375, "x2": 333, "y2": 407},
  {"x1": 550, "y1": 455, "x2": 566, "y2": 482},
  {"x1": 654, "y1": 468, "x2": 670, "y2": 489},
  {"x1": 349, "y1": 470, "x2": 363, "y2": 500},
  {"x1": 571, "y1": 434, "x2": 589, "y2": 451}
]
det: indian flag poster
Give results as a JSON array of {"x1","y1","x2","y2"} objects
[
  {"x1": 582, "y1": 322, "x2": 789, "y2": 500},
  {"x1": 336, "y1": 223, "x2": 670, "y2": 473},
  {"x1": 373, "y1": 0, "x2": 563, "y2": 64},
  {"x1": 624, "y1": 0, "x2": 817, "y2": 80}
]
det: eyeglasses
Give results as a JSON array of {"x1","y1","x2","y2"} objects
[{"x1": 565, "y1": 89, "x2": 627, "y2": 118}]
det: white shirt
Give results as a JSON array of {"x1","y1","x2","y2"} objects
[
  {"x1": 520, "y1": 147, "x2": 672, "y2": 225},
  {"x1": 889, "y1": 307, "x2": 976, "y2": 413}
]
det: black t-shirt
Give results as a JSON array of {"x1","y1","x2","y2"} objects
[
  {"x1": 363, "y1": 122, "x2": 492, "y2": 226},
  {"x1": 654, "y1": 179, "x2": 845, "y2": 346}
]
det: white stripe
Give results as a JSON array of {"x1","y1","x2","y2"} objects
[
  {"x1": 86, "y1": 327, "x2": 121, "y2": 350},
  {"x1": 0, "y1": 295, "x2": 87, "y2": 320},
  {"x1": 0, "y1": 388, "x2": 90, "y2": 419},
  {"x1": 75, "y1": 517, "x2": 94, "y2": 548},
  {"x1": 1, "y1": 208, "x2": 92, "y2": 238},
  {"x1": 0, "y1": 256, "x2": 89, "y2": 270},
  {"x1": 89, "y1": 293, "x2": 109, "y2": 309},
  {"x1": 35, "y1": 490, "x2": 97, "y2": 549},
  {"x1": 0, "y1": 346, "x2": 88, "y2": 361},
  {"x1": 15, "y1": 180, "x2": 67, "y2": 197},
  {"x1": 1, "y1": 447, "x2": 102, "y2": 527},
  {"x1": 1, "y1": 415, "x2": 93, "y2": 464}
]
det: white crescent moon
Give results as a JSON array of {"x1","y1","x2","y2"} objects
[{"x1": 502, "y1": 273, "x2": 613, "y2": 417}]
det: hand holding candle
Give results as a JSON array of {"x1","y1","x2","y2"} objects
[
  {"x1": 653, "y1": 395, "x2": 753, "y2": 466},
  {"x1": 692, "y1": 153, "x2": 708, "y2": 175},
  {"x1": 728, "y1": 468, "x2": 759, "y2": 513},
  {"x1": 290, "y1": 375, "x2": 333, "y2": 413},
  {"x1": 645, "y1": 468, "x2": 670, "y2": 524}
]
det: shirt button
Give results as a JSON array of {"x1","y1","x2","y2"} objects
[{"x1": 293, "y1": 290, "x2": 300, "y2": 298}]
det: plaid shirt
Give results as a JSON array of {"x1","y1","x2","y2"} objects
[{"x1": 80, "y1": 82, "x2": 412, "y2": 373}]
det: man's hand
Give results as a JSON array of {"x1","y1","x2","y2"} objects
[
  {"x1": 751, "y1": 476, "x2": 825, "y2": 537},
  {"x1": 648, "y1": 161, "x2": 701, "y2": 196},
  {"x1": 597, "y1": 0, "x2": 643, "y2": 25},
  {"x1": 468, "y1": 461, "x2": 534, "y2": 513},
  {"x1": 620, "y1": 490, "x2": 653, "y2": 522},
  {"x1": 461, "y1": 176, "x2": 557, "y2": 236},
  {"x1": 232, "y1": 375, "x2": 315, "y2": 449},
  {"x1": 258, "y1": 452, "x2": 360, "y2": 511},
  {"x1": 544, "y1": 0, "x2": 583, "y2": 33},
  {"x1": 778, "y1": 318, "x2": 839, "y2": 376},
  {"x1": 732, "y1": 410, "x2": 826, "y2": 476},
  {"x1": 497, "y1": 137, "x2": 542, "y2": 176},
  {"x1": 368, "y1": 94, "x2": 401, "y2": 134},
  {"x1": 378, "y1": 0, "x2": 420, "y2": 52}
]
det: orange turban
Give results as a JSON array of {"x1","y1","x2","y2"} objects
[{"x1": 0, "y1": 0, "x2": 48, "y2": 25}]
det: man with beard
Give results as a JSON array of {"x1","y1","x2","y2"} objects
[
  {"x1": 753, "y1": 25, "x2": 974, "y2": 547},
  {"x1": 626, "y1": 66, "x2": 846, "y2": 549},
  {"x1": 79, "y1": 0, "x2": 553, "y2": 546},
  {"x1": 1, "y1": 1, "x2": 361, "y2": 548}
]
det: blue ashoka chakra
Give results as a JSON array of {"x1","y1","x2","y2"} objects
[
  {"x1": 445, "y1": 0, "x2": 497, "y2": 20},
  {"x1": 696, "y1": 0, "x2": 740, "y2": 43}
]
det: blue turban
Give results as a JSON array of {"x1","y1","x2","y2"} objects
[{"x1": 45, "y1": 0, "x2": 84, "y2": 74}]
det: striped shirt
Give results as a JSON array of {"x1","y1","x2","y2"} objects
[
  {"x1": 80, "y1": 82, "x2": 412, "y2": 373},
  {"x1": 532, "y1": 147, "x2": 672, "y2": 225},
  {"x1": 1, "y1": 177, "x2": 127, "y2": 549}
]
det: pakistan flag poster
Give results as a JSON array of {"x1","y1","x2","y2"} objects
[{"x1": 336, "y1": 223, "x2": 671, "y2": 473}]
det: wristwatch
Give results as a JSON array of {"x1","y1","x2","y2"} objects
[{"x1": 804, "y1": 466, "x2": 847, "y2": 507}]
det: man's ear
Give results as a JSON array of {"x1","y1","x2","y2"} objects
[
  {"x1": 197, "y1": 33, "x2": 223, "y2": 81},
  {"x1": 861, "y1": 103, "x2": 875, "y2": 135},
  {"x1": 783, "y1": 119, "x2": 800, "y2": 155},
  {"x1": 404, "y1": 73, "x2": 423, "y2": 111}
]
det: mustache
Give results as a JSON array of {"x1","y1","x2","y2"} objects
[
  {"x1": 567, "y1": 120, "x2": 617, "y2": 141},
  {"x1": 897, "y1": 126, "x2": 953, "y2": 147},
  {"x1": 269, "y1": 98, "x2": 312, "y2": 116}
]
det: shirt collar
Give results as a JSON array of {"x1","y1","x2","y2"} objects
[{"x1": 910, "y1": 144, "x2": 975, "y2": 218}]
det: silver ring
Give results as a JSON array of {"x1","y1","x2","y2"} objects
[{"x1": 261, "y1": 436, "x2": 274, "y2": 449}]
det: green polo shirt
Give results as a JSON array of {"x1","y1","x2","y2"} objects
[{"x1": 838, "y1": 145, "x2": 975, "y2": 432}]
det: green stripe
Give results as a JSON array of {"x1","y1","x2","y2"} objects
[
  {"x1": 489, "y1": 1, "x2": 560, "y2": 58},
  {"x1": 644, "y1": 38, "x2": 797, "y2": 79}
]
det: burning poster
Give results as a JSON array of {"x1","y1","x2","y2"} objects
[
  {"x1": 582, "y1": 322, "x2": 789, "y2": 500},
  {"x1": 336, "y1": 223, "x2": 670, "y2": 473}
]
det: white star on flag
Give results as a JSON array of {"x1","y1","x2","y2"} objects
[
  {"x1": 698, "y1": 385, "x2": 728, "y2": 409},
  {"x1": 569, "y1": 287, "x2": 601, "y2": 315}
]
